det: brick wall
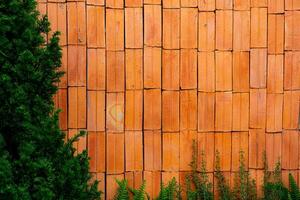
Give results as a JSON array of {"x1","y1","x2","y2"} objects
[{"x1": 38, "y1": 0, "x2": 300, "y2": 199}]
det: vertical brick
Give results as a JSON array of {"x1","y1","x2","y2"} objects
[
  {"x1": 106, "y1": 0, "x2": 123, "y2": 8},
  {"x1": 144, "y1": 0, "x2": 161, "y2": 5},
  {"x1": 250, "y1": 0, "x2": 267, "y2": 7},
  {"x1": 233, "y1": 11, "x2": 250, "y2": 51},
  {"x1": 198, "y1": 92, "x2": 215, "y2": 131},
  {"x1": 107, "y1": 133, "x2": 124, "y2": 174},
  {"x1": 283, "y1": 91, "x2": 300, "y2": 129},
  {"x1": 180, "y1": 49, "x2": 197, "y2": 89},
  {"x1": 68, "y1": 45, "x2": 86, "y2": 86},
  {"x1": 87, "y1": 6, "x2": 105, "y2": 48},
  {"x1": 106, "y1": 174, "x2": 124, "y2": 199},
  {"x1": 198, "y1": 132, "x2": 215, "y2": 172},
  {"x1": 216, "y1": 10, "x2": 233, "y2": 50},
  {"x1": 144, "y1": 5, "x2": 162, "y2": 47},
  {"x1": 125, "y1": 49, "x2": 143, "y2": 90},
  {"x1": 268, "y1": 0, "x2": 284, "y2": 13},
  {"x1": 266, "y1": 133, "x2": 282, "y2": 171},
  {"x1": 282, "y1": 170, "x2": 298, "y2": 187},
  {"x1": 68, "y1": 87, "x2": 86, "y2": 129},
  {"x1": 282, "y1": 130, "x2": 299, "y2": 169},
  {"x1": 162, "y1": 91, "x2": 180, "y2": 132},
  {"x1": 233, "y1": 52, "x2": 250, "y2": 92},
  {"x1": 67, "y1": 2, "x2": 86, "y2": 45},
  {"x1": 125, "y1": 131, "x2": 143, "y2": 171},
  {"x1": 198, "y1": 52, "x2": 215, "y2": 92},
  {"x1": 125, "y1": 172, "x2": 143, "y2": 194},
  {"x1": 106, "y1": 93, "x2": 124, "y2": 132},
  {"x1": 232, "y1": 132, "x2": 249, "y2": 171},
  {"x1": 179, "y1": 131, "x2": 197, "y2": 171},
  {"x1": 87, "y1": 91, "x2": 105, "y2": 131},
  {"x1": 250, "y1": 49, "x2": 267, "y2": 88},
  {"x1": 91, "y1": 173, "x2": 105, "y2": 199},
  {"x1": 59, "y1": 47, "x2": 68, "y2": 88},
  {"x1": 198, "y1": 12, "x2": 215, "y2": 51},
  {"x1": 144, "y1": 47, "x2": 162, "y2": 88},
  {"x1": 87, "y1": 0, "x2": 104, "y2": 5},
  {"x1": 37, "y1": 3, "x2": 47, "y2": 16},
  {"x1": 216, "y1": 51, "x2": 232, "y2": 91},
  {"x1": 216, "y1": 0, "x2": 233, "y2": 9},
  {"x1": 234, "y1": 0, "x2": 250, "y2": 10},
  {"x1": 87, "y1": 49, "x2": 105, "y2": 90},
  {"x1": 53, "y1": 89, "x2": 68, "y2": 130},
  {"x1": 215, "y1": 92, "x2": 233, "y2": 131},
  {"x1": 215, "y1": 132, "x2": 232, "y2": 171},
  {"x1": 48, "y1": 3, "x2": 67, "y2": 46},
  {"x1": 180, "y1": 90, "x2": 197, "y2": 131},
  {"x1": 268, "y1": 14, "x2": 284, "y2": 54},
  {"x1": 249, "y1": 129, "x2": 265, "y2": 169},
  {"x1": 125, "y1": 90, "x2": 143, "y2": 130},
  {"x1": 144, "y1": 89, "x2": 161, "y2": 130},
  {"x1": 107, "y1": 51, "x2": 125, "y2": 92},
  {"x1": 144, "y1": 131, "x2": 162, "y2": 170},
  {"x1": 232, "y1": 93, "x2": 249, "y2": 131},
  {"x1": 181, "y1": 8, "x2": 198, "y2": 48},
  {"x1": 163, "y1": 9, "x2": 180, "y2": 49},
  {"x1": 284, "y1": 52, "x2": 300, "y2": 90},
  {"x1": 249, "y1": 170, "x2": 264, "y2": 197},
  {"x1": 286, "y1": 0, "x2": 300, "y2": 10},
  {"x1": 163, "y1": 0, "x2": 180, "y2": 8},
  {"x1": 198, "y1": 0, "x2": 215, "y2": 11},
  {"x1": 285, "y1": 11, "x2": 300, "y2": 50},
  {"x1": 249, "y1": 89, "x2": 266, "y2": 128},
  {"x1": 88, "y1": 132, "x2": 105, "y2": 172},
  {"x1": 125, "y1": 8, "x2": 143, "y2": 48},
  {"x1": 106, "y1": 9, "x2": 124, "y2": 50},
  {"x1": 125, "y1": 0, "x2": 142, "y2": 7},
  {"x1": 266, "y1": 93, "x2": 283, "y2": 132},
  {"x1": 181, "y1": 0, "x2": 197, "y2": 8},
  {"x1": 144, "y1": 171, "x2": 161, "y2": 199},
  {"x1": 162, "y1": 50, "x2": 180, "y2": 90},
  {"x1": 267, "y1": 55, "x2": 283, "y2": 93},
  {"x1": 250, "y1": 8, "x2": 267, "y2": 47},
  {"x1": 163, "y1": 132, "x2": 180, "y2": 170}
]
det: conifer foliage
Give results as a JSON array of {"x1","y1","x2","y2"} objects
[{"x1": 0, "y1": 0, "x2": 100, "y2": 199}]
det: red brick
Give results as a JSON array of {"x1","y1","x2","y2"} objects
[
  {"x1": 215, "y1": 132, "x2": 232, "y2": 171},
  {"x1": 106, "y1": 0, "x2": 123, "y2": 8},
  {"x1": 198, "y1": 0, "x2": 215, "y2": 11},
  {"x1": 106, "y1": 93, "x2": 124, "y2": 132},
  {"x1": 284, "y1": 52, "x2": 300, "y2": 90},
  {"x1": 266, "y1": 133, "x2": 282, "y2": 171},
  {"x1": 163, "y1": 9, "x2": 180, "y2": 49},
  {"x1": 179, "y1": 131, "x2": 197, "y2": 171},
  {"x1": 162, "y1": 50, "x2": 180, "y2": 90},
  {"x1": 232, "y1": 132, "x2": 249, "y2": 171},
  {"x1": 125, "y1": 90, "x2": 142, "y2": 130},
  {"x1": 198, "y1": 132, "x2": 215, "y2": 172},
  {"x1": 233, "y1": 52, "x2": 249, "y2": 92},
  {"x1": 267, "y1": 55, "x2": 283, "y2": 93},
  {"x1": 215, "y1": 92, "x2": 233, "y2": 131},
  {"x1": 181, "y1": 8, "x2": 198, "y2": 48},
  {"x1": 285, "y1": 11, "x2": 300, "y2": 50},
  {"x1": 163, "y1": 132, "x2": 180, "y2": 171},
  {"x1": 282, "y1": 131, "x2": 299, "y2": 169},
  {"x1": 68, "y1": 45, "x2": 86, "y2": 87},
  {"x1": 249, "y1": 89, "x2": 266, "y2": 128},
  {"x1": 250, "y1": 0, "x2": 267, "y2": 7},
  {"x1": 53, "y1": 89, "x2": 68, "y2": 130},
  {"x1": 125, "y1": 131, "x2": 143, "y2": 171},
  {"x1": 125, "y1": 0, "x2": 142, "y2": 7},
  {"x1": 87, "y1": 48, "x2": 105, "y2": 90},
  {"x1": 198, "y1": 52, "x2": 215, "y2": 92},
  {"x1": 181, "y1": 0, "x2": 197, "y2": 7},
  {"x1": 144, "y1": 171, "x2": 161, "y2": 199},
  {"x1": 48, "y1": 3, "x2": 67, "y2": 46},
  {"x1": 144, "y1": 89, "x2": 161, "y2": 130},
  {"x1": 216, "y1": 51, "x2": 232, "y2": 91},
  {"x1": 249, "y1": 129, "x2": 265, "y2": 169},
  {"x1": 268, "y1": 14, "x2": 284, "y2": 54},
  {"x1": 87, "y1": 6, "x2": 105, "y2": 48},
  {"x1": 68, "y1": 87, "x2": 86, "y2": 129},
  {"x1": 198, "y1": 12, "x2": 215, "y2": 51},
  {"x1": 106, "y1": 174, "x2": 124, "y2": 199},
  {"x1": 234, "y1": 0, "x2": 250, "y2": 10},
  {"x1": 106, "y1": 51, "x2": 124, "y2": 92},
  {"x1": 216, "y1": 0, "x2": 232, "y2": 9},
  {"x1": 233, "y1": 11, "x2": 250, "y2": 51},
  {"x1": 250, "y1": 8, "x2": 267, "y2": 48},
  {"x1": 144, "y1": 47, "x2": 162, "y2": 88},
  {"x1": 180, "y1": 90, "x2": 197, "y2": 131},
  {"x1": 216, "y1": 10, "x2": 233, "y2": 50},
  {"x1": 232, "y1": 93, "x2": 249, "y2": 131},
  {"x1": 163, "y1": 0, "x2": 180, "y2": 8},
  {"x1": 88, "y1": 132, "x2": 105, "y2": 172},
  {"x1": 125, "y1": 8, "x2": 143, "y2": 48},
  {"x1": 283, "y1": 91, "x2": 300, "y2": 129},
  {"x1": 67, "y1": 2, "x2": 86, "y2": 45},
  {"x1": 268, "y1": 0, "x2": 284, "y2": 13},
  {"x1": 106, "y1": 9, "x2": 124, "y2": 50},
  {"x1": 162, "y1": 91, "x2": 179, "y2": 132},
  {"x1": 125, "y1": 49, "x2": 143, "y2": 90},
  {"x1": 144, "y1": 5, "x2": 162, "y2": 47},
  {"x1": 107, "y1": 133, "x2": 124, "y2": 174},
  {"x1": 198, "y1": 92, "x2": 215, "y2": 132},
  {"x1": 250, "y1": 49, "x2": 267, "y2": 88},
  {"x1": 180, "y1": 49, "x2": 197, "y2": 89},
  {"x1": 266, "y1": 93, "x2": 283, "y2": 132},
  {"x1": 144, "y1": 131, "x2": 162, "y2": 170},
  {"x1": 87, "y1": 91, "x2": 105, "y2": 131},
  {"x1": 286, "y1": 0, "x2": 300, "y2": 10}
]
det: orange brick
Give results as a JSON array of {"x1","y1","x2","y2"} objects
[
  {"x1": 179, "y1": 131, "x2": 197, "y2": 171},
  {"x1": 162, "y1": 91, "x2": 179, "y2": 132},
  {"x1": 53, "y1": 89, "x2": 68, "y2": 130},
  {"x1": 125, "y1": 131, "x2": 143, "y2": 171},
  {"x1": 232, "y1": 132, "x2": 249, "y2": 171},
  {"x1": 106, "y1": 9, "x2": 124, "y2": 50},
  {"x1": 87, "y1": 91, "x2": 105, "y2": 131},
  {"x1": 233, "y1": 52, "x2": 249, "y2": 92},
  {"x1": 125, "y1": 0, "x2": 142, "y2": 7},
  {"x1": 286, "y1": 0, "x2": 300, "y2": 10},
  {"x1": 266, "y1": 93, "x2": 283, "y2": 132},
  {"x1": 181, "y1": 0, "x2": 197, "y2": 7},
  {"x1": 233, "y1": 11, "x2": 250, "y2": 51},
  {"x1": 106, "y1": 93, "x2": 124, "y2": 132},
  {"x1": 250, "y1": 0, "x2": 267, "y2": 7},
  {"x1": 249, "y1": 170, "x2": 264, "y2": 197},
  {"x1": 250, "y1": 49, "x2": 267, "y2": 88},
  {"x1": 283, "y1": 91, "x2": 300, "y2": 129},
  {"x1": 87, "y1": 48, "x2": 105, "y2": 90},
  {"x1": 91, "y1": 173, "x2": 105, "y2": 199},
  {"x1": 249, "y1": 89, "x2": 266, "y2": 128},
  {"x1": 125, "y1": 172, "x2": 143, "y2": 191},
  {"x1": 214, "y1": 172, "x2": 232, "y2": 198},
  {"x1": 267, "y1": 55, "x2": 283, "y2": 93},
  {"x1": 216, "y1": 0, "x2": 232, "y2": 9},
  {"x1": 144, "y1": 131, "x2": 162, "y2": 170},
  {"x1": 282, "y1": 130, "x2": 299, "y2": 169},
  {"x1": 107, "y1": 133, "x2": 124, "y2": 174},
  {"x1": 163, "y1": 132, "x2": 180, "y2": 171},
  {"x1": 87, "y1": 0, "x2": 104, "y2": 5},
  {"x1": 59, "y1": 46, "x2": 67, "y2": 88},
  {"x1": 69, "y1": 129, "x2": 87, "y2": 154},
  {"x1": 144, "y1": 171, "x2": 161, "y2": 199},
  {"x1": 215, "y1": 132, "x2": 232, "y2": 171},
  {"x1": 180, "y1": 49, "x2": 197, "y2": 89},
  {"x1": 266, "y1": 133, "x2": 282, "y2": 171},
  {"x1": 284, "y1": 52, "x2": 300, "y2": 90},
  {"x1": 232, "y1": 93, "x2": 249, "y2": 131},
  {"x1": 250, "y1": 8, "x2": 267, "y2": 48},
  {"x1": 163, "y1": 9, "x2": 180, "y2": 49},
  {"x1": 162, "y1": 50, "x2": 180, "y2": 90},
  {"x1": 68, "y1": 87, "x2": 86, "y2": 129},
  {"x1": 181, "y1": 8, "x2": 198, "y2": 48},
  {"x1": 163, "y1": 0, "x2": 180, "y2": 8},
  {"x1": 198, "y1": 12, "x2": 215, "y2": 51},
  {"x1": 125, "y1": 90, "x2": 142, "y2": 130},
  {"x1": 106, "y1": 174, "x2": 124, "y2": 199},
  {"x1": 268, "y1": 0, "x2": 284, "y2": 13},
  {"x1": 215, "y1": 92, "x2": 233, "y2": 131},
  {"x1": 144, "y1": 47, "x2": 162, "y2": 88},
  {"x1": 67, "y1": 2, "x2": 86, "y2": 45},
  {"x1": 37, "y1": 3, "x2": 47, "y2": 16},
  {"x1": 88, "y1": 132, "x2": 105, "y2": 172},
  {"x1": 144, "y1": 5, "x2": 162, "y2": 47},
  {"x1": 125, "y1": 8, "x2": 143, "y2": 48},
  {"x1": 106, "y1": 0, "x2": 123, "y2": 8},
  {"x1": 48, "y1": 3, "x2": 67, "y2": 46},
  {"x1": 162, "y1": 172, "x2": 179, "y2": 185},
  {"x1": 198, "y1": 92, "x2": 215, "y2": 132},
  {"x1": 68, "y1": 45, "x2": 86, "y2": 86},
  {"x1": 107, "y1": 51, "x2": 124, "y2": 92},
  {"x1": 198, "y1": 132, "x2": 215, "y2": 172},
  {"x1": 180, "y1": 90, "x2": 197, "y2": 131},
  {"x1": 198, "y1": 52, "x2": 215, "y2": 92},
  {"x1": 282, "y1": 170, "x2": 298, "y2": 187},
  {"x1": 144, "y1": 89, "x2": 161, "y2": 130},
  {"x1": 216, "y1": 51, "x2": 232, "y2": 91},
  {"x1": 268, "y1": 14, "x2": 284, "y2": 54},
  {"x1": 249, "y1": 129, "x2": 265, "y2": 168},
  {"x1": 125, "y1": 49, "x2": 143, "y2": 90},
  {"x1": 285, "y1": 11, "x2": 300, "y2": 50},
  {"x1": 216, "y1": 10, "x2": 233, "y2": 50},
  {"x1": 198, "y1": 0, "x2": 215, "y2": 11},
  {"x1": 87, "y1": 6, "x2": 105, "y2": 48},
  {"x1": 234, "y1": 0, "x2": 250, "y2": 10}
]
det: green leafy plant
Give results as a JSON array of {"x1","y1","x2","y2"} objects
[
  {"x1": 288, "y1": 174, "x2": 300, "y2": 200},
  {"x1": 129, "y1": 180, "x2": 149, "y2": 200},
  {"x1": 156, "y1": 178, "x2": 181, "y2": 200},
  {"x1": 114, "y1": 179, "x2": 130, "y2": 200}
]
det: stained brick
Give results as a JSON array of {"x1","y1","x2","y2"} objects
[
  {"x1": 268, "y1": 0, "x2": 284, "y2": 13},
  {"x1": 87, "y1": 6, "x2": 105, "y2": 48},
  {"x1": 250, "y1": 8, "x2": 267, "y2": 48},
  {"x1": 125, "y1": 49, "x2": 143, "y2": 90},
  {"x1": 216, "y1": 51, "x2": 232, "y2": 91},
  {"x1": 198, "y1": 12, "x2": 215, "y2": 51},
  {"x1": 232, "y1": 93, "x2": 249, "y2": 131},
  {"x1": 144, "y1": 89, "x2": 161, "y2": 130},
  {"x1": 144, "y1": 171, "x2": 161, "y2": 199},
  {"x1": 53, "y1": 89, "x2": 68, "y2": 130},
  {"x1": 233, "y1": 51, "x2": 249, "y2": 92},
  {"x1": 215, "y1": 132, "x2": 232, "y2": 171},
  {"x1": 163, "y1": 132, "x2": 180, "y2": 171},
  {"x1": 180, "y1": 49, "x2": 197, "y2": 89},
  {"x1": 125, "y1": 90, "x2": 143, "y2": 130},
  {"x1": 162, "y1": 91, "x2": 180, "y2": 132},
  {"x1": 266, "y1": 133, "x2": 282, "y2": 171},
  {"x1": 268, "y1": 14, "x2": 284, "y2": 54},
  {"x1": 234, "y1": 0, "x2": 250, "y2": 10},
  {"x1": 87, "y1": 91, "x2": 105, "y2": 131},
  {"x1": 144, "y1": 5, "x2": 162, "y2": 47},
  {"x1": 283, "y1": 91, "x2": 300, "y2": 129},
  {"x1": 162, "y1": 50, "x2": 180, "y2": 90},
  {"x1": 144, "y1": 47, "x2": 162, "y2": 88},
  {"x1": 48, "y1": 3, "x2": 67, "y2": 46},
  {"x1": 249, "y1": 89, "x2": 266, "y2": 128},
  {"x1": 198, "y1": 132, "x2": 215, "y2": 172},
  {"x1": 233, "y1": 11, "x2": 250, "y2": 51},
  {"x1": 179, "y1": 131, "x2": 197, "y2": 171},
  {"x1": 125, "y1": 8, "x2": 143, "y2": 48},
  {"x1": 106, "y1": 133, "x2": 124, "y2": 174},
  {"x1": 249, "y1": 129, "x2": 265, "y2": 169},
  {"x1": 125, "y1": 131, "x2": 143, "y2": 171},
  {"x1": 285, "y1": 11, "x2": 300, "y2": 50},
  {"x1": 282, "y1": 130, "x2": 299, "y2": 170},
  {"x1": 216, "y1": 10, "x2": 233, "y2": 50},
  {"x1": 88, "y1": 132, "x2": 105, "y2": 172},
  {"x1": 67, "y1": 2, "x2": 86, "y2": 45},
  {"x1": 144, "y1": 131, "x2": 162, "y2": 170},
  {"x1": 163, "y1": 9, "x2": 180, "y2": 49},
  {"x1": 267, "y1": 55, "x2": 283, "y2": 94},
  {"x1": 106, "y1": 93, "x2": 124, "y2": 132},
  {"x1": 266, "y1": 93, "x2": 283, "y2": 132},
  {"x1": 215, "y1": 92, "x2": 233, "y2": 131},
  {"x1": 87, "y1": 49, "x2": 105, "y2": 90},
  {"x1": 198, "y1": 92, "x2": 215, "y2": 132},
  {"x1": 180, "y1": 90, "x2": 197, "y2": 131},
  {"x1": 107, "y1": 51, "x2": 125, "y2": 92},
  {"x1": 198, "y1": 52, "x2": 215, "y2": 92},
  {"x1": 216, "y1": 0, "x2": 232, "y2": 9},
  {"x1": 232, "y1": 132, "x2": 249, "y2": 171},
  {"x1": 284, "y1": 52, "x2": 300, "y2": 90},
  {"x1": 181, "y1": 8, "x2": 198, "y2": 48},
  {"x1": 68, "y1": 45, "x2": 86, "y2": 86},
  {"x1": 250, "y1": 49, "x2": 267, "y2": 88},
  {"x1": 106, "y1": 9, "x2": 124, "y2": 50},
  {"x1": 198, "y1": 0, "x2": 215, "y2": 11},
  {"x1": 68, "y1": 87, "x2": 86, "y2": 129}
]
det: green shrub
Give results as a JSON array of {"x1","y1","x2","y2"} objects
[
  {"x1": 114, "y1": 179, "x2": 130, "y2": 200},
  {"x1": 288, "y1": 174, "x2": 300, "y2": 200},
  {"x1": 157, "y1": 178, "x2": 181, "y2": 200}
]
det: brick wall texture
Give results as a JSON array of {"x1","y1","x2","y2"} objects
[{"x1": 38, "y1": 0, "x2": 300, "y2": 199}]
